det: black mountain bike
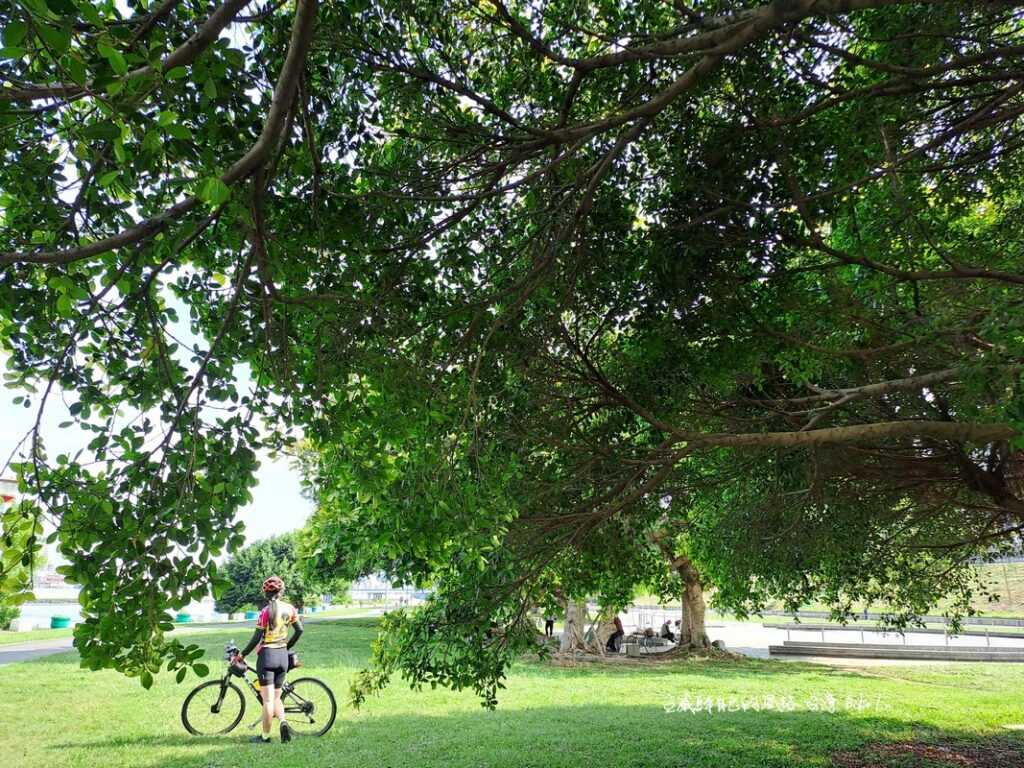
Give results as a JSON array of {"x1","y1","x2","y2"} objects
[{"x1": 181, "y1": 643, "x2": 337, "y2": 737}]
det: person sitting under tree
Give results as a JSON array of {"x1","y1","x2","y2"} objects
[
  {"x1": 660, "y1": 619, "x2": 675, "y2": 643},
  {"x1": 606, "y1": 614, "x2": 625, "y2": 653}
]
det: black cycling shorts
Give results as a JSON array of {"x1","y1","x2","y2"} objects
[{"x1": 256, "y1": 647, "x2": 289, "y2": 688}]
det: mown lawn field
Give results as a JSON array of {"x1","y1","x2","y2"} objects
[
  {"x1": 2, "y1": 618, "x2": 1023, "y2": 768},
  {"x1": 0, "y1": 627, "x2": 74, "y2": 646}
]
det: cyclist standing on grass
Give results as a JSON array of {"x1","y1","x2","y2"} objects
[{"x1": 236, "y1": 575, "x2": 304, "y2": 744}]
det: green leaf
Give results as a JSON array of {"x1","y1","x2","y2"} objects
[
  {"x1": 67, "y1": 54, "x2": 86, "y2": 82},
  {"x1": 224, "y1": 48, "x2": 245, "y2": 69},
  {"x1": 45, "y1": 0, "x2": 77, "y2": 13},
  {"x1": 193, "y1": 663, "x2": 209, "y2": 677},
  {"x1": 82, "y1": 121, "x2": 120, "y2": 141},
  {"x1": 140, "y1": 669, "x2": 153, "y2": 689},
  {"x1": 97, "y1": 41, "x2": 128, "y2": 76},
  {"x1": 165, "y1": 66, "x2": 188, "y2": 80},
  {"x1": 165, "y1": 123, "x2": 191, "y2": 140},
  {"x1": 56, "y1": 295, "x2": 74, "y2": 317},
  {"x1": 203, "y1": 78, "x2": 217, "y2": 100},
  {"x1": 197, "y1": 177, "x2": 231, "y2": 206},
  {"x1": 19, "y1": 0, "x2": 49, "y2": 17},
  {"x1": 211, "y1": 577, "x2": 230, "y2": 599},
  {"x1": 0, "y1": 47, "x2": 26, "y2": 60},
  {"x1": 78, "y1": 3, "x2": 103, "y2": 25},
  {"x1": 36, "y1": 24, "x2": 70, "y2": 55},
  {"x1": 3, "y1": 22, "x2": 26, "y2": 47},
  {"x1": 142, "y1": 130, "x2": 161, "y2": 153}
]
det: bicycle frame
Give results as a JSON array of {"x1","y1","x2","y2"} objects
[
  {"x1": 215, "y1": 668, "x2": 315, "y2": 730},
  {"x1": 212, "y1": 643, "x2": 319, "y2": 730},
  {"x1": 243, "y1": 673, "x2": 267, "y2": 730}
]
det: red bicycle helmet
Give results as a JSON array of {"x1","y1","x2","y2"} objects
[{"x1": 262, "y1": 575, "x2": 284, "y2": 595}]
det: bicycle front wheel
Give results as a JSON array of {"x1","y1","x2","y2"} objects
[
  {"x1": 282, "y1": 677, "x2": 337, "y2": 736},
  {"x1": 181, "y1": 679, "x2": 247, "y2": 735}
]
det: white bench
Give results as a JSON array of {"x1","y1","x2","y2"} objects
[{"x1": 9, "y1": 617, "x2": 37, "y2": 632}]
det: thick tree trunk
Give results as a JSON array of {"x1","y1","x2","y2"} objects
[
  {"x1": 650, "y1": 521, "x2": 710, "y2": 650},
  {"x1": 678, "y1": 565, "x2": 710, "y2": 649},
  {"x1": 559, "y1": 598, "x2": 588, "y2": 652},
  {"x1": 586, "y1": 609, "x2": 617, "y2": 655}
]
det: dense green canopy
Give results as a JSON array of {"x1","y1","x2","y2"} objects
[{"x1": 1, "y1": 0, "x2": 1022, "y2": 697}]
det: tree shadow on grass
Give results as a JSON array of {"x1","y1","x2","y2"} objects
[
  {"x1": 513, "y1": 654, "x2": 873, "y2": 683},
  {"x1": 47, "y1": 702, "x2": 1024, "y2": 768}
]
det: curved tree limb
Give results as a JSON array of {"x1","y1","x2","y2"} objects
[
  {"x1": 1, "y1": 0, "x2": 255, "y2": 103},
  {"x1": 128, "y1": 0, "x2": 188, "y2": 46},
  {"x1": 0, "y1": 0, "x2": 319, "y2": 267},
  {"x1": 490, "y1": 0, "x2": 950, "y2": 74},
  {"x1": 682, "y1": 420, "x2": 1018, "y2": 449}
]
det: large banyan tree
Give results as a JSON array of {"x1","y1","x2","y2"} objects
[{"x1": 1, "y1": 0, "x2": 1023, "y2": 699}]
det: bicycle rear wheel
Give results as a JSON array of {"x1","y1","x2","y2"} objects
[
  {"x1": 181, "y1": 679, "x2": 247, "y2": 735},
  {"x1": 282, "y1": 677, "x2": 337, "y2": 736}
]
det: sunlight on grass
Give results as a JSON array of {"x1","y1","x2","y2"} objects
[{"x1": 2, "y1": 618, "x2": 1022, "y2": 768}]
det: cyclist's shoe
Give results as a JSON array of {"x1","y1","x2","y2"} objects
[
  {"x1": 280, "y1": 722, "x2": 293, "y2": 743},
  {"x1": 250, "y1": 735, "x2": 272, "y2": 744}
]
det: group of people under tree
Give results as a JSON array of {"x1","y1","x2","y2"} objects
[{"x1": 538, "y1": 604, "x2": 684, "y2": 653}]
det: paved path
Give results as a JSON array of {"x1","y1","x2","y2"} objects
[
  {"x1": 0, "y1": 637, "x2": 74, "y2": 665},
  {"x1": 708, "y1": 620, "x2": 1024, "y2": 666}
]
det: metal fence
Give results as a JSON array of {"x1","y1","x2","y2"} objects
[{"x1": 759, "y1": 609, "x2": 1024, "y2": 628}]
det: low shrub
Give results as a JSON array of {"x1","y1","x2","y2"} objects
[{"x1": 0, "y1": 605, "x2": 20, "y2": 630}]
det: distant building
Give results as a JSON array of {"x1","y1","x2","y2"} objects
[{"x1": 350, "y1": 574, "x2": 429, "y2": 603}]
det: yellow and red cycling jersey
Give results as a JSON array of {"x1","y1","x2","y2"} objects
[{"x1": 256, "y1": 600, "x2": 298, "y2": 649}]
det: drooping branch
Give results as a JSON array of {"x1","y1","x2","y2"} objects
[
  {"x1": 737, "y1": 367, "x2": 1014, "y2": 406},
  {"x1": 793, "y1": 234, "x2": 1024, "y2": 286},
  {"x1": 127, "y1": 0, "x2": 188, "y2": 46},
  {"x1": 1, "y1": 0, "x2": 256, "y2": 103},
  {"x1": 683, "y1": 420, "x2": 1017, "y2": 449},
  {"x1": 0, "y1": 0, "x2": 318, "y2": 267},
  {"x1": 489, "y1": 0, "x2": 948, "y2": 75}
]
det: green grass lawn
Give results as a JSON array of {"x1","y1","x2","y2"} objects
[
  {"x1": 2, "y1": 618, "x2": 1023, "y2": 768},
  {"x1": 0, "y1": 627, "x2": 73, "y2": 646},
  {"x1": 310, "y1": 605, "x2": 379, "y2": 618},
  {"x1": 0, "y1": 607, "x2": 373, "y2": 648}
]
